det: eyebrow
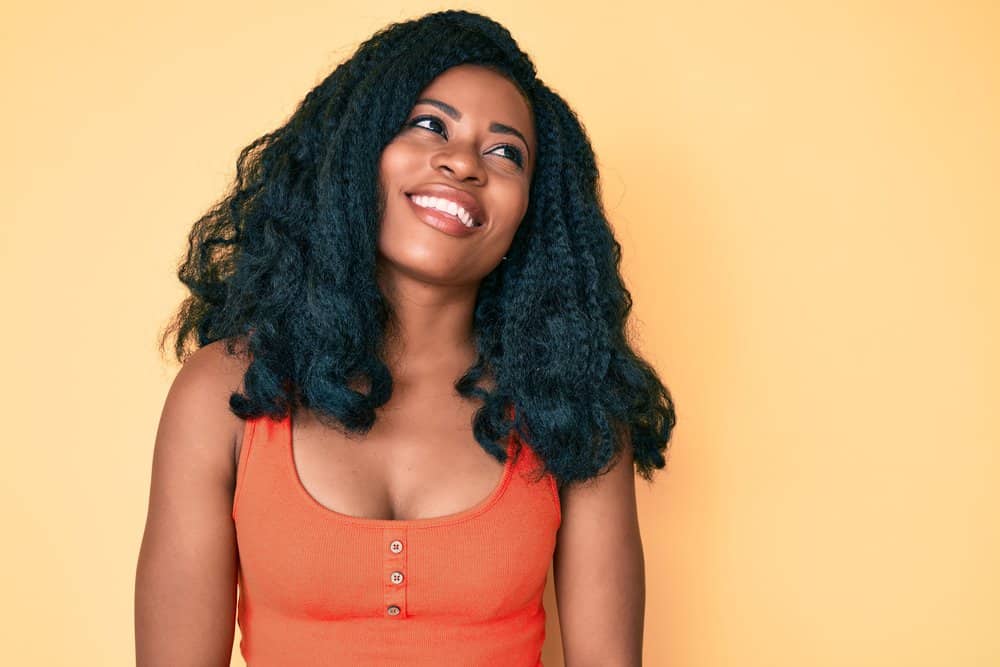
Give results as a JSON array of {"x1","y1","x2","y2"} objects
[{"x1": 414, "y1": 97, "x2": 532, "y2": 159}]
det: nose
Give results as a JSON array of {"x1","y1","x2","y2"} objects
[{"x1": 430, "y1": 139, "x2": 486, "y2": 184}]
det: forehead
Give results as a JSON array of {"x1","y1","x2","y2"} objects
[{"x1": 415, "y1": 65, "x2": 534, "y2": 141}]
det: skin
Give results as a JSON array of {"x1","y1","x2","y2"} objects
[
  {"x1": 135, "y1": 64, "x2": 644, "y2": 666},
  {"x1": 374, "y1": 63, "x2": 535, "y2": 380}
]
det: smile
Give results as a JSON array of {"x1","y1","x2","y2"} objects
[{"x1": 405, "y1": 193, "x2": 484, "y2": 237}]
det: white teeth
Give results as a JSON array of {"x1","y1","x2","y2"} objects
[{"x1": 411, "y1": 194, "x2": 477, "y2": 228}]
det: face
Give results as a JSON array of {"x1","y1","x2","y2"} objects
[{"x1": 376, "y1": 64, "x2": 536, "y2": 285}]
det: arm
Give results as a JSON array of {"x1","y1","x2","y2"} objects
[
  {"x1": 134, "y1": 341, "x2": 248, "y2": 666},
  {"x1": 553, "y1": 435, "x2": 645, "y2": 667}
]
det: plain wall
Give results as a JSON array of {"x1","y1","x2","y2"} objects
[{"x1": 1, "y1": 1, "x2": 997, "y2": 665}]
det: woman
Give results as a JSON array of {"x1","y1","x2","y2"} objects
[{"x1": 135, "y1": 9, "x2": 675, "y2": 666}]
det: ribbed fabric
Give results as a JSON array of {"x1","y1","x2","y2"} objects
[{"x1": 231, "y1": 411, "x2": 562, "y2": 666}]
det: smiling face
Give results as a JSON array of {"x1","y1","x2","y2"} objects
[{"x1": 376, "y1": 64, "x2": 536, "y2": 285}]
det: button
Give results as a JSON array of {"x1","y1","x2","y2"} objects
[
  {"x1": 387, "y1": 605, "x2": 401, "y2": 616},
  {"x1": 390, "y1": 571, "x2": 404, "y2": 584},
  {"x1": 389, "y1": 540, "x2": 404, "y2": 554}
]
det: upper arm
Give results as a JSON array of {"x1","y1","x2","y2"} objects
[
  {"x1": 134, "y1": 339, "x2": 249, "y2": 666},
  {"x1": 553, "y1": 435, "x2": 645, "y2": 667}
]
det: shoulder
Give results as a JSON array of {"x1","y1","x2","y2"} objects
[
  {"x1": 552, "y1": 433, "x2": 645, "y2": 662},
  {"x1": 167, "y1": 338, "x2": 253, "y2": 474},
  {"x1": 136, "y1": 338, "x2": 251, "y2": 661},
  {"x1": 556, "y1": 435, "x2": 639, "y2": 521},
  {"x1": 553, "y1": 427, "x2": 642, "y2": 584},
  {"x1": 180, "y1": 338, "x2": 252, "y2": 391}
]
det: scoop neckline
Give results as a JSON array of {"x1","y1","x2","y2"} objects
[{"x1": 282, "y1": 410, "x2": 517, "y2": 528}]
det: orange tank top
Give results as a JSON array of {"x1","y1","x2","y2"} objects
[{"x1": 231, "y1": 411, "x2": 562, "y2": 666}]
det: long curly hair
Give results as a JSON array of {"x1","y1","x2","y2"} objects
[{"x1": 158, "y1": 9, "x2": 676, "y2": 488}]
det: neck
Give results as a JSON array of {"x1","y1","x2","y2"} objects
[{"x1": 376, "y1": 265, "x2": 482, "y2": 389}]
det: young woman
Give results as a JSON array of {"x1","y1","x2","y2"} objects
[{"x1": 135, "y1": 9, "x2": 676, "y2": 666}]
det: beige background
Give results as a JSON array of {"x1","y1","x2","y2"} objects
[{"x1": 2, "y1": 1, "x2": 998, "y2": 665}]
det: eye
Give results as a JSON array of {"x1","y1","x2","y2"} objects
[
  {"x1": 405, "y1": 114, "x2": 526, "y2": 169},
  {"x1": 407, "y1": 114, "x2": 447, "y2": 137},
  {"x1": 490, "y1": 144, "x2": 525, "y2": 168}
]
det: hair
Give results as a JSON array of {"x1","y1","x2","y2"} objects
[{"x1": 158, "y1": 9, "x2": 676, "y2": 489}]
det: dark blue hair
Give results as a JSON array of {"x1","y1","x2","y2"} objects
[{"x1": 159, "y1": 9, "x2": 676, "y2": 487}]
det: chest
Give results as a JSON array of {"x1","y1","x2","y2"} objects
[
  {"x1": 233, "y1": 396, "x2": 507, "y2": 522},
  {"x1": 230, "y1": 409, "x2": 562, "y2": 625}
]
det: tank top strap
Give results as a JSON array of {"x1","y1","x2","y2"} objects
[{"x1": 231, "y1": 414, "x2": 286, "y2": 522}]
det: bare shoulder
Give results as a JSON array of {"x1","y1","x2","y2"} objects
[
  {"x1": 553, "y1": 434, "x2": 645, "y2": 664},
  {"x1": 175, "y1": 338, "x2": 252, "y2": 469},
  {"x1": 134, "y1": 337, "x2": 253, "y2": 663},
  {"x1": 181, "y1": 337, "x2": 252, "y2": 393}
]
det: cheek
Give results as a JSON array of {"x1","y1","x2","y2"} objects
[
  {"x1": 376, "y1": 144, "x2": 417, "y2": 223},
  {"x1": 377, "y1": 143, "x2": 412, "y2": 190},
  {"x1": 495, "y1": 181, "x2": 531, "y2": 226}
]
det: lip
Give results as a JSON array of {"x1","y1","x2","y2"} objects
[
  {"x1": 406, "y1": 195, "x2": 481, "y2": 236},
  {"x1": 404, "y1": 192, "x2": 484, "y2": 238},
  {"x1": 404, "y1": 184, "x2": 485, "y2": 227}
]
